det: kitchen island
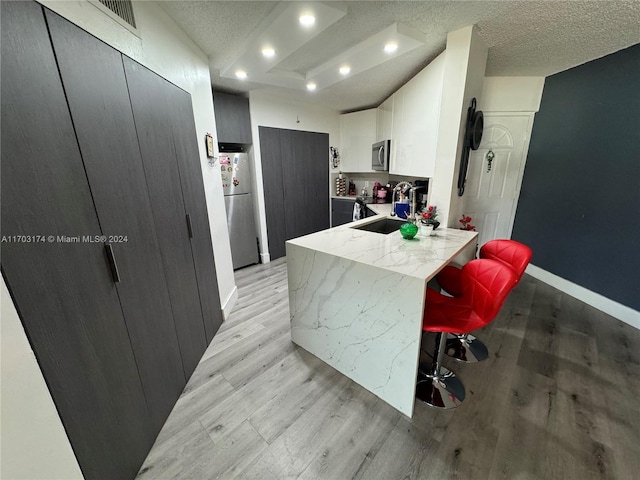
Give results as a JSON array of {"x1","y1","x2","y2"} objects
[{"x1": 286, "y1": 214, "x2": 477, "y2": 417}]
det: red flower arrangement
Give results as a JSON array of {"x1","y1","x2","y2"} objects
[
  {"x1": 459, "y1": 214, "x2": 476, "y2": 231},
  {"x1": 420, "y1": 205, "x2": 440, "y2": 230},
  {"x1": 421, "y1": 205, "x2": 438, "y2": 222}
]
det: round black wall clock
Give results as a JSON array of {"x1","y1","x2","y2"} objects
[{"x1": 457, "y1": 98, "x2": 484, "y2": 196}]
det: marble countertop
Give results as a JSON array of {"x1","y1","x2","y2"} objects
[{"x1": 287, "y1": 214, "x2": 477, "y2": 281}]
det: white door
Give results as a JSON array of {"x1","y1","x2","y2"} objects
[{"x1": 463, "y1": 114, "x2": 533, "y2": 247}]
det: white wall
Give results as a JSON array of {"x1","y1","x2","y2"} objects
[
  {"x1": 39, "y1": 0, "x2": 236, "y2": 315},
  {"x1": 431, "y1": 25, "x2": 488, "y2": 227},
  {"x1": 479, "y1": 77, "x2": 545, "y2": 112},
  {"x1": 1, "y1": 278, "x2": 84, "y2": 479},
  {"x1": 249, "y1": 90, "x2": 341, "y2": 262}
]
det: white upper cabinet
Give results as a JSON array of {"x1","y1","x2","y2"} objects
[
  {"x1": 339, "y1": 109, "x2": 377, "y2": 172},
  {"x1": 338, "y1": 52, "x2": 445, "y2": 177},
  {"x1": 376, "y1": 96, "x2": 393, "y2": 142},
  {"x1": 389, "y1": 53, "x2": 445, "y2": 178}
]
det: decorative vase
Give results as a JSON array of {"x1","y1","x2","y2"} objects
[
  {"x1": 420, "y1": 223, "x2": 434, "y2": 236},
  {"x1": 421, "y1": 220, "x2": 440, "y2": 235},
  {"x1": 400, "y1": 222, "x2": 418, "y2": 240}
]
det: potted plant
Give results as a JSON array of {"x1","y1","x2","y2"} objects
[{"x1": 420, "y1": 205, "x2": 440, "y2": 230}]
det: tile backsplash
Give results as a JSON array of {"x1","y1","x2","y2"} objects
[{"x1": 331, "y1": 172, "x2": 430, "y2": 198}]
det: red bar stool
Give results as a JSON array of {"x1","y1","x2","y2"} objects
[
  {"x1": 437, "y1": 239, "x2": 533, "y2": 362},
  {"x1": 417, "y1": 259, "x2": 517, "y2": 409}
]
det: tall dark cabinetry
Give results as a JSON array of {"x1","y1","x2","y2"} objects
[
  {"x1": 1, "y1": 3, "x2": 222, "y2": 479},
  {"x1": 46, "y1": 10, "x2": 187, "y2": 433},
  {"x1": 122, "y1": 57, "x2": 209, "y2": 379},
  {"x1": 1, "y1": 2, "x2": 153, "y2": 476},
  {"x1": 259, "y1": 127, "x2": 330, "y2": 259}
]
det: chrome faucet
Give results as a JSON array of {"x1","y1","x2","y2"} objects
[{"x1": 410, "y1": 185, "x2": 425, "y2": 222}]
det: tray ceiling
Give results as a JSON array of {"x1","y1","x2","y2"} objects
[{"x1": 159, "y1": 1, "x2": 640, "y2": 112}]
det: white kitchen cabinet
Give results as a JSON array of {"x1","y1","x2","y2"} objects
[
  {"x1": 339, "y1": 109, "x2": 376, "y2": 172},
  {"x1": 376, "y1": 95, "x2": 393, "y2": 142},
  {"x1": 389, "y1": 88, "x2": 408, "y2": 174},
  {"x1": 389, "y1": 53, "x2": 445, "y2": 178}
]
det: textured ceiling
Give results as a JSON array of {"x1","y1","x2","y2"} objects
[{"x1": 158, "y1": 1, "x2": 640, "y2": 112}]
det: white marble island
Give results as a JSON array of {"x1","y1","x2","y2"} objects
[{"x1": 286, "y1": 214, "x2": 477, "y2": 417}]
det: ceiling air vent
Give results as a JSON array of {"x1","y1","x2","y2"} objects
[{"x1": 90, "y1": 0, "x2": 137, "y2": 31}]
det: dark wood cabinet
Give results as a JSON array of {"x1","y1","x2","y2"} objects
[
  {"x1": 259, "y1": 127, "x2": 329, "y2": 260},
  {"x1": 167, "y1": 86, "x2": 224, "y2": 343},
  {"x1": 1, "y1": 2, "x2": 152, "y2": 478},
  {"x1": 213, "y1": 91, "x2": 252, "y2": 144},
  {"x1": 332, "y1": 198, "x2": 356, "y2": 226},
  {"x1": 122, "y1": 57, "x2": 210, "y2": 379},
  {"x1": 46, "y1": 10, "x2": 187, "y2": 432},
  {"x1": 1, "y1": 3, "x2": 222, "y2": 479},
  {"x1": 260, "y1": 127, "x2": 289, "y2": 260}
]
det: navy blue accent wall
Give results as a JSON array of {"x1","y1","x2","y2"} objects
[{"x1": 512, "y1": 44, "x2": 640, "y2": 311}]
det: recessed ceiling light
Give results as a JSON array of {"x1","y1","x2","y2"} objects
[
  {"x1": 339, "y1": 66, "x2": 351, "y2": 75},
  {"x1": 299, "y1": 14, "x2": 316, "y2": 27},
  {"x1": 235, "y1": 70, "x2": 247, "y2": 79},
  {"x1": 306, "y1": 82, "x2": 317, "y2": 91},
  {"x1": 261, "y1": 47, "x2": 276, "y2": 58},
  {"x1": 384, "y1": 42, "x2": 398, "y2": 54}
]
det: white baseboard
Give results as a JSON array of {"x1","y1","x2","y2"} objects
[
  {"x1": 526, "y1": 264, "x2": 640, "y2": 330},
  {"x1": 260, "y1": 252, "x2": 270, "y2": 263},
  {"x1": 221, "y1": 285, "x2": 238, "y2": 321}
]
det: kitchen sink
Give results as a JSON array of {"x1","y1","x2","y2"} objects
[{"x1": 350, "y1": 217, "x2": 405, "y2": 234}]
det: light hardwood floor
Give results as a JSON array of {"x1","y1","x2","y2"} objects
[{"x1": 137, "y1": 257, "x2": 640, "y2": 479}]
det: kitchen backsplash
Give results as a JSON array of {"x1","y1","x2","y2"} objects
[{"x1": 330, "y1": 172, "x2": 430, "y2": 197}]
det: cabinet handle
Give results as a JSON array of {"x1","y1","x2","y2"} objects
[
  {"x1": 186, "y1": 213, "x2": 193, "y2": 238},
  {"x1": 105, "y1": 244, "x2": 121, "y2": 283}
]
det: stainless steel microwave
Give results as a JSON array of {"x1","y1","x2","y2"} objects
[{"x1": 372, "y1": 140, "x2": 390, "y2": 171}]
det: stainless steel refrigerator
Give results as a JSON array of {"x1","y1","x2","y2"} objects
[{"x1": 220, "y1": 146, "x2": 259, "y2": 269}]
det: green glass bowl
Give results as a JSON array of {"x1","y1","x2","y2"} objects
[{"x1": 400, "y1": 222, "x2": 418, "y2": 239}]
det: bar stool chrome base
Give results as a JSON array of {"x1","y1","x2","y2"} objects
[
  {"x1": 416, "y1": 367, "x2": 465, "y2": 409},
  {"x1": 416, "y1": 333, "x2": 465, "y2": 409},
  {"x1": 445, "y1": 333, "x2": 489, "y2": 363}
]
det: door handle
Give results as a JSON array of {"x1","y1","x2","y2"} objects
[
  {"x1": 185, "y1": 213, "x2": 193, "y2": 238},
  {"x1": 105, "y1": 244, "x2": 121, "y2": 283}
]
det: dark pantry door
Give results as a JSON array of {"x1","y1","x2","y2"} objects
[
  {"x1": 283, "y1": 129, "x2": 330, "y2": 238},
  {"x1": 46, "y1": 9, "x2": 186, "y2": 432},
  {"x1": 259, "y1": 127, "x2": 329, "y2": 260},
  {"x1": 123, "y1": 57, "x2": 208, "y2": 378},
  {"x1": 0, "y1": 1, "x2": 152, "y2": 478},
  {"x1": 167, "y1": 84, "x2": 225, "y2": 343}
]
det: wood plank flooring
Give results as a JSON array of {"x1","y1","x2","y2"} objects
[{"x1": 137, "y1": 258, "x2": 640, "y2": 479}]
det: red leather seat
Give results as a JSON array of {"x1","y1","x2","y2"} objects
[
  {"x1": 416, "y1": 259, "x2": 517, "y2": 409},
  {"x1": 433, "y1": 239, "x2": 532, "y2": 364},
  {"x1": 437, "y1": 239, "x2": 532, "y2": 297},
  {"x1": 424, "y1": 259, "x2": 518, "y2": 334}
]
